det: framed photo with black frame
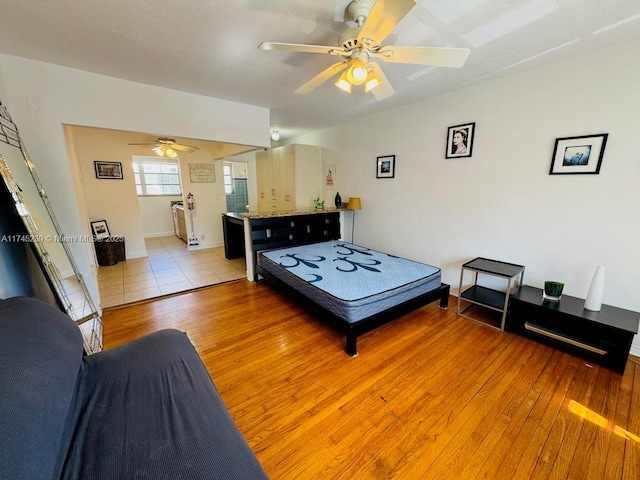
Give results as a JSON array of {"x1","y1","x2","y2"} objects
[
  {"x1": 445, "y1": 122, "x2": 475, "y2": 159},
  {"x1": 549, "y1": 133, "x2": 608, "y2": 175},
  {"x1": 94, "y1": 161, "x2": 123, "y2": 179},
  {"x1": 376, "y1": 155, "x2": 395, "y2": 179},
  {"x1": 90, "y1": 220, "x2": 110, "y2": 240}
]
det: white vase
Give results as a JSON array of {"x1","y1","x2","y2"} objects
[{"x1": 584, "y1": 265, "x2": 605, "y2": 311}]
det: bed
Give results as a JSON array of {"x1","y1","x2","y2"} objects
[{"x1": 256, "y1": 239, "x2": 449, "y2": 356}]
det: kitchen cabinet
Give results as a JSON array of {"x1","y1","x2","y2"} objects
[
  {"x1": 256, "y1": 144, "x2": 323, "y2": 212},
  {"x1": 222, "y1": 213, "x2": 245, "y2": 260},
  {"x1": 173, "y1": 205, "x2": 187, "y2": 243}
]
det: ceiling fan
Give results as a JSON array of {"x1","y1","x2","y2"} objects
[
  {"x1": 127, "y1": 137, "x2": 199, "y2": 158},
  {"x1": 258, "y1": 0, "x2": 470, "y2": 100}
]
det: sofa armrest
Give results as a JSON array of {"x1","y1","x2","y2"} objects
[{"x1": 0, "y1": 297, "x2": 84, "y2": 480}]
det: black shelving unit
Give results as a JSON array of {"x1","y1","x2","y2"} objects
[{"x1": 457, "y1": 257, "x2": 525, "y2": 330}]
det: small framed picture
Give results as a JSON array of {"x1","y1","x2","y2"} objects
[
  {"x1": 376, "y1": 155, "x2": 395, "y2": 179},
  {"x1": 324, "y1": 164, "x2": 336, "y2": 189},
  {"x1": 446, "y1": 122, "x2": 475, "y2": 159},
  {"x1": 549, "y1": 133, "x2": 608, "y2": 175},
  {"x1": 90, "y1": 220, "x2": 111, "y2": 240},
  {"x1": 94, "y1": 161, "x2": 123, "y2": 179}
]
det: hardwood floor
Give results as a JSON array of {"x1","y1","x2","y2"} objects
[{"x1": 102, "y1": 280, "x2": 640, "y2": 480}]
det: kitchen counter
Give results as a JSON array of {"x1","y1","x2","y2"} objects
[
  {"x1": 224, "y1": 212, "x2": 245, "y2": 222},
  {"x1": 238, "y1": 207, "x2": 346, "y2": 220}
]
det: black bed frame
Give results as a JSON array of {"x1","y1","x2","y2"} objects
[{"x1": 249, "y1": 211, "x2": 450, "y2": 356}]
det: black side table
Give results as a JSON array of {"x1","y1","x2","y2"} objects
[
  {"x1": 457, "y1": 257, "x2": 525, "y2": 331},
  {"x1": 94, "y1": 236, "x2": 126, "y2": 266}
]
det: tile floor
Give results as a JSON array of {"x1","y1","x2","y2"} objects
[{"x1": 97, "y1": 236, "x2": 246, "y2": 308}]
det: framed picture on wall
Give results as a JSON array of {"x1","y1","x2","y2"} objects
[
  {"x1": 90, "y1": 220, "x2": 110, "y2": 240},
  {"x1": 445, "y1": 122, "x2": 475, "y2": 159},
  {"x1": 324, "y1": 164, "x2": 336, "y2": 189},
  {"x1": 94, "y1": 161, "x2": 123, "y2": 179},
  {"x1": 549, "y1": 133, "x2": 608, "y2": 175},
  {"x1": 376, "y1": 155, "x2": 395, "y2": 178}
]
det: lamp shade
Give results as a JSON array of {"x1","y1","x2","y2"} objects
[
  {"x1": 347, "y1": 197, "x2": 361, "y2": 210},
  {"x1": 365, "y1": 69, "x2": 382, "y2": 92},
  {"x1": 335, "y1": 71, "x2": 352, "y2": 93}
]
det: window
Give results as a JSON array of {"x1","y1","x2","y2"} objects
[
  {"x1": 223, "y1": 163, "x2": 233, "y2": 194},
  {"x1": 133, "y1": 159, "x2": 181, "y2": 196}
]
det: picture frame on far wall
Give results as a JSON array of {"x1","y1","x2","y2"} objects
[
  {"x1": 90, "y1": 220, "x2": 110, "y2": 240},
  {"x1": 376, "y1": 155, "x2": 395, "y2": 179},
  {"x1": 94, "y1": 161, "x2": 123, "y2": 179},
  {"x1": 445, "y1": 122, "x2": 475, "y2": 159},
  {"x1": 324, "y1": 164, "x2": 336, "y2": 189},
  {"x1": 549, "y1": 133, "x2": 608, "y2": 175}
]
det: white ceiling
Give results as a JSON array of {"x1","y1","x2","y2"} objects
[{"x1": 1, "y1": 0, "x2": 639, "y2": 142}]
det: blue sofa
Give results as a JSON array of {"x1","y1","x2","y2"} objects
[{"x1": 0, "y1": 296, "x2": 268, "y2": 479}]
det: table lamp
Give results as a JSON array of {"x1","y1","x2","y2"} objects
[{"x1": 346, "y1": 197, "x2": 361, "y2": 243}]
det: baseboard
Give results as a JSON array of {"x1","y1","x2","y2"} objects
[
  {"x1": 126, "y1": 250, "x2": 148, "y2": 259},
  {"x1": 187, "y1": 240, "x2": 223, "y2": 251},
  {"x1": 144, "y1": 231, "x2": 175, "y2": 238},
  {"x1": 630, "y1": 341, "x2": 640, "y2": 358},
  {"x1": 59, "y1": 268, "x2": 75, "y2": 279}
]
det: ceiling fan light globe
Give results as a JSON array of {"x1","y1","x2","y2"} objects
[
  {"x1": 153, "y1": 146, "x2": 165, "y2": 157},
  {"x1": 165, "y1": 148, "x2": 177, "y2": 158},
  {"x1": 271, "y1": 131, "x2": 280, "y2": 141},
  {"x1": 347, "y1": 59, "x2": 368, "y2": 85}
]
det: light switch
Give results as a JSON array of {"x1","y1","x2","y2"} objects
[{"x1": 25, "y1": 96, "x2": 40, "y2": 111}]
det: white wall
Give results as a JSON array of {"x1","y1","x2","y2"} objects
[
  {"x1": 0, "y1": 54, "x2": 270, "y2": 307},
  {"x1": 138, "y1": 195, "x2": 182, "y2": 238},
  {"x1": 292, "y1": 40, "x2": 640, "y2": 354},
  {"x1": 68, "y1": 127, "x2": 148, "y2": 258},
  {"x1": 178, "y1": 157, "x2": 228, "y2": 248}
]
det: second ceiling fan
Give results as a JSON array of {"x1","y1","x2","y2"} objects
[
  {"x1": 258, "y1": 0, "x2": 470, "y2": 100},
  {"x1": 128, "y1": 137, "x2": 199, "y2": 158}
]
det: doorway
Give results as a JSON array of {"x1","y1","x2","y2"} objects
[
  {"x1": 224, "y1": 161, "x2": 249, "y2": 213},
  {"x1": 65, "y1": 125, "x2": 255, "y2": 309}
]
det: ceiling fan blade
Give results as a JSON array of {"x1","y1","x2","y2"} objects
[
  {"x1": 358, "y1": 0, "x2": 416, "y2": 48},
  {"x1": 170, "y1": 144, "x2": 199, "y2": 152},
  {"x1": 374, "y1": 46, "x2": 470, "y2": 67},
  {"x1": 258, "y1": 42, "x2": 348, "y2": 56},
  {"x1": 294, "y1": 62, "x2": 348, "y2": 94},
  {"x1": 368, "y1": 62, "x2": 394, "y2": 101}
]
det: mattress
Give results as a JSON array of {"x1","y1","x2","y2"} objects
[{"x1": 257, "y1": 241, "x2": 441, "y2": 323}]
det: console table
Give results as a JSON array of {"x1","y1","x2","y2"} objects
[{"x1": 506, "y1": 285, "x2": 639, "y2": 375}]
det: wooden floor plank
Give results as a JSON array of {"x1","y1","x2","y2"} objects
[
  {"x1": 102, "y1": 280, "x2": 640, "y2": 480},
  {"x1": 622, "y1": 364, "x2": 640, "y2": 480},
  {"x1": 482, "y1": 350, "x2": 568, "y2": 479},
  {"x1": 416, "y1": 343, "x2": 556, "y2": 479}
]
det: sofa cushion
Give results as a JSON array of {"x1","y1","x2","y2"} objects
[
  {"x1": 0, "y1": 296, "x2": 84, "y2": 480},
  {"x1": 62, "y1": 329, "x2": 268, "y2": 479}
]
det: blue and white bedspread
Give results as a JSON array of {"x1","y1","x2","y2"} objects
[{"x1": 257, "y1": 241, "x2": 441, "y2": 323}]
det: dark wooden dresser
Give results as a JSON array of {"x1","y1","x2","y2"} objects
[{"x1": 506, "y1": 285, "x2": 639, "y2": 375}]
